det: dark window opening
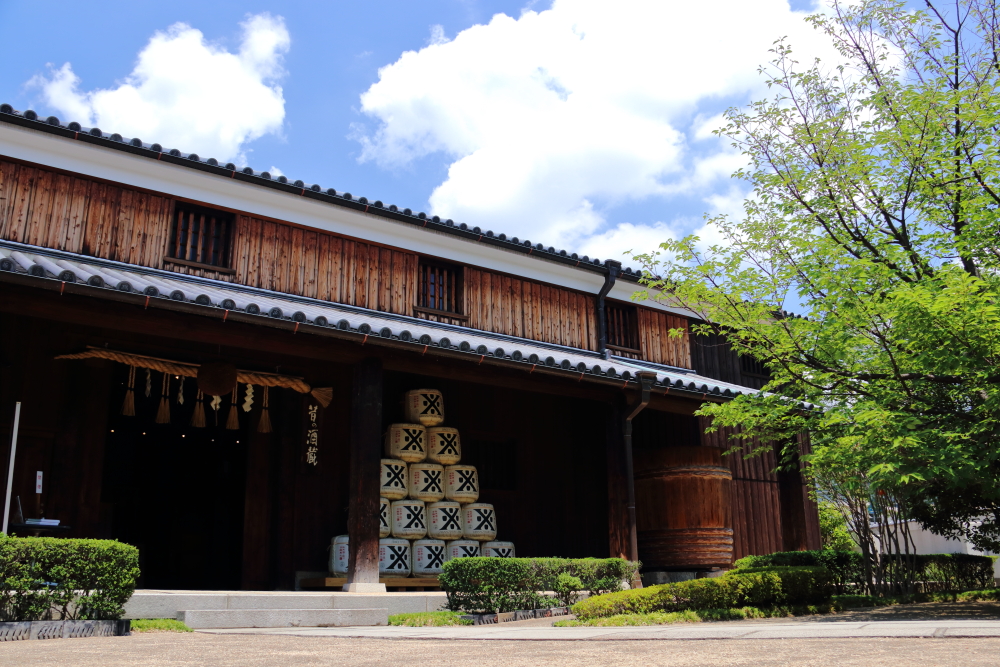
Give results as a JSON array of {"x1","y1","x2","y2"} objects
[
  {"x1": 416, "y1": 260, "x2": 463, "y2": 316},
  {"x1": 168, "y1": 203, "x2": 235, "y2": 270},
  {"x1": 739, "y1": 354, "x2": 769, "y2": 379},
  {"x1": 606, "y1": 302, "x2": 640, "y2": 354}
]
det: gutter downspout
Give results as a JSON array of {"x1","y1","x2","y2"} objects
[
  {"x1": 624, "y1": 371, "x2": 657, "y2": 569},
  {"x1": 596, "y1": 260, "x2": 622, "y2": 359}
]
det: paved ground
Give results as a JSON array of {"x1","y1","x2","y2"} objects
[
  {"x1": 5, "y1": 634, "x2": 1000, "y2": 666},
  {"x1": 4, "y1": 602, "x2": 1000, "y2": 666}
]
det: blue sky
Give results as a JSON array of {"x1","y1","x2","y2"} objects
[{"x1": 0, "y1": 0, "x2": 829, "y2": 264}]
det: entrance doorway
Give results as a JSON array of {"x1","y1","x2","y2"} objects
[{"x1": 100, "y1": 367, "x2": 247, "y2": 590}]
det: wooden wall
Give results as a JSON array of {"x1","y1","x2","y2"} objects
[
  {"x1": 463, "y1": 268, "x2": 599, "y2": 351},
  {"x1": 232, "y1": 215, "x2": 419, "y2": 315},
  {"x1": 0, "y1": 158, "x2": 699, "y2": 361},
  {"x1": 637, "y1": 308, "x2": 691, "y2": 369}
]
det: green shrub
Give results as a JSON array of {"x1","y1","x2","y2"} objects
[
  {"x1": 889, "y1": 554, "x2": 995, "y2": 592},
  {"x1": 0, "y1": 534, "x2": 140, "y2": 621},
  {"x1": 571, "y1": 566, "x2": 833, "y2": 620},
  {"x1": 439, "y1": 557, "x2": 638, "y2": 613},
  {"x1": 733, "y1": 550, "x2": 863, "y2": 594}
]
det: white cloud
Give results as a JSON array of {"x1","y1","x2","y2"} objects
[
  {"x1": 356, "y1": 0, "x2": 838, "y2": 259},
  {"x1": 28, "y1": 13, "x2": 289, "y2": 163}
]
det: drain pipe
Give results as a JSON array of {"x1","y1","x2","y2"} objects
[
  {"x1": 624, "y1": 371, "x2": 657, "y2": 567},
  {"x1": 596, "y1": 260, "x2": 622, "y2": 359}
]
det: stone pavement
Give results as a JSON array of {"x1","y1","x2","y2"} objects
[
  {"x1": 4, "y1": 633, "x2": 1000, "y2": 667},
  {"x1": 201, "y1": 617, "x2": 1000, "y2": 640}
]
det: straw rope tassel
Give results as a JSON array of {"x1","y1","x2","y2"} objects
[
  {"x1": 226, "y1": 385, "x2": 240, "y2": 430},
  {"x1": 257, "y1": 386, "x2": 272, "y2": 433},
  {"x1": 177, "y1": 376, "x2": 185, "y2": 405},
  {"x1": 121, "y1": 366, "x2": 136, "y2": 416},
  {"x1": 191, "y1": 390, "x2": 206, "y2": 428},
  {"x1": 155, "y1": 373, "x2": 171, "y2": 424}
]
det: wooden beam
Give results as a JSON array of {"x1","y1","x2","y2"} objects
[
  {"x1": 605, "y1": 396, "x2": 629, "y2": 561},
  {"x1": 345, "y1": 357, "x2": 384, "y2": 592}
]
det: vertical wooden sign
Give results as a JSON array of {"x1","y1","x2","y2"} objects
[{"x1": 304, "y1": 401, "x2": 322, "y2": 466}]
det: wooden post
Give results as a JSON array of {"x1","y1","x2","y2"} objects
[
  {"x1": 775, "y1": 441, "x2": 809, "y2": 552},
  {"x1": 605, "y1": 398, "x2": 629, "y2": 560},
  {"x1": 344, "y1": 357, "x2": 385, "y2": 592}
]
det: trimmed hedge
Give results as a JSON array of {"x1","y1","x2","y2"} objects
[
  {"x1": 733, "y1": 550, "x2": 863, "y2": 594},
  {"x1": 0, "y1": 535, "x2": 140, "y2": 621},
  {"x1": 734, "y1": 550, "x2": 994, "y2": 594},
  {"x1": 439, "y1": 557, "x2": 638, "y2": 613},
  {"x1": 571, "y1": 566, "x2": 833, "y2": 620}
]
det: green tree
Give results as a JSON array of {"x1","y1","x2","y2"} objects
[
  {"x1": 818, "y1": 501, "x2": 856, "y2": 552},
  {"x1": 633, "y1": 0, "x2": 1000, "y2": 554}
]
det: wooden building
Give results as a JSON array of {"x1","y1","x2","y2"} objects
[{"x1": 0, "y1": 104, "x2": 818, "y2": 591}]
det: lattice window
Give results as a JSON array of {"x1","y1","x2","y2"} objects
[
  {"x1": 416, "y1": 260, "x2": 463, "y2": 316},
  {"x1": 167, "y1": 203, "x2": 234, "y2": 270},
  {"x1": 606, "y1": 302, "x2": 640, "y2": 354}
]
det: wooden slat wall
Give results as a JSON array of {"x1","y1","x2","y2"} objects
[
  {"x1": 0, "y1": 159, "x2": 177, "y2": 270},
  {"x1": 231, "y1": 215, "x2": 418, "y2": 315},
  {"x1": 637, "y1": 307, "x2": 691, "y2": 369},
  {"x1": 464, "y1": 267, "x2": 598, "y2": 351}
]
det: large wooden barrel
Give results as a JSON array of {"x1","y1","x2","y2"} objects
[{"x1": 634, "y1": 446, "x2": 733, "y2": 569}]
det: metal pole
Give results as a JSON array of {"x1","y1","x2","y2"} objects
[{"x1": 2, "y1": 402, "x2": 22, "y2": 535}]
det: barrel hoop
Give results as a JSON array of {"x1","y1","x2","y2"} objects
[{"x1": 634, "y1": 466, "x2": 733, "y2": 481}]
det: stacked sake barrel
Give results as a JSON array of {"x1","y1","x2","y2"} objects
[{"x1": 328, "y1": 388, "x2": 514, "y2": 578}]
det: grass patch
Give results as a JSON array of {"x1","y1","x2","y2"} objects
[
  {"x1": 557, "y1": 604, "x2": 836, "y2": 627},
  {"x1": 833, "y1": 588, "x2": 1000, "y2": 610},
  {"x1": 388, "y1": 611, "x2": 473, "y2": 627},
  {"x1": 129, "y1": 618, "x2": 192, "y2": 633}
]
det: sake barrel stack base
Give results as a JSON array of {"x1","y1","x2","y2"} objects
[{"x1": 634, "y1": 446, "x2": 734, "y2": 570}]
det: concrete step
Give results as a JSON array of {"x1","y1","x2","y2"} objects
[
  {"x1": 124, "y1": 590, "x2": 446, "y2": 619},
  {"x1": 177, "y1": 608, "x2": 388, "y2": 629}
]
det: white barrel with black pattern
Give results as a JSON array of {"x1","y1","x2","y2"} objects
[
  {"x1": 427, "y1": 427, "x2": 461, "y2": 465},
  {"x1": 380, "y1": 459, "x2": 409, "y2": 500},
  {"x1": 378, "y1": 537, "x2": 411, "y2": 576},
  {"x1": 427, "y1": 501, "x2": 464, "y2": 540},
  {"x1": 412, "y1": 538, "x2": 447, "y2": 575},
  {"x1": 445, "y1": 539, "x2": 481, "y2": 561},
  {"x1": 404, "y1": 388, "x2": 445, "y2": 426},
  {"x1": 330, "y1": 535, "x2": 349, "y2": 575},
  {"x1": 445, "y1": 464, "x2": 479, "y2": 503},
  {"x1": 384, "y1": 423, "x2": 427, "y2": 462},
  {"x1": 462, "y1": 502, "x2": 497, "y2": 541},
  {"x1": 379, "y1": 496, "x2": 391, "y2": 538},
  {"x1": 481, "y1": 541, "x2": 515, "y2": 558},
  {"x1": 408, "y1": 462, "x2": 445, "y2": 502},
  {"x1": 391, "y1": 499, "x2": 427, "y2": 539}
]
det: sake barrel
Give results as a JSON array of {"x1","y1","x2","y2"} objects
[
  {"x1": 412, "y1": 539, "x2": 447, "y2": 576},
  {"x1": 408, "y1": 462, "x2": 445, "y2": 502},
  {"x1": 481, "y1": 541, "x2": 515, "y2": 558},
  {"x1": 380, "y1": 458, "x2": 409, "y2": 500},
  {"x1": 445, "y1": 465, "x2": 480, "y2": 503},
  {"x1": 379, "y1": 537, "x2": 411, "y2": 576},
  {"x1": 634, "y1": 446, "x2": 734, "y2": 569},
  {"x1": 462, "y1": 502, "x2": 497, "y2": 541},
  {"x1": 427, "y1": 427, "x2": 462, "y2": 465},
  {"x1": 404, "y1": 388, "x2": 445, "y2": 426},
  {"x1": 379, "y1": 496, "x2": 391, "y2": 538},
  {"x1": 330, "y1": 535, "x2": 349, "y2": 575},
  {"x1": 445, "y1": 539, "x2": 481, "y2": 561},
  {"x1": 427, "y1": 501, "x2": 464, "y2": 540},
  {"x1": 384, "y1": 423, "x2": 427, "y2": 462},
  {"x1": 391, "y1": 499, "x2": 428, "y2": 539}
]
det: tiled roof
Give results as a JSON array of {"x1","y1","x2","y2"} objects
[
  {"x1": 0, "y1": 239, "x2": 756, "y2": 400},
  {"x1": 0, "y1": 104, "x2": 648, "y2": 284}
]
